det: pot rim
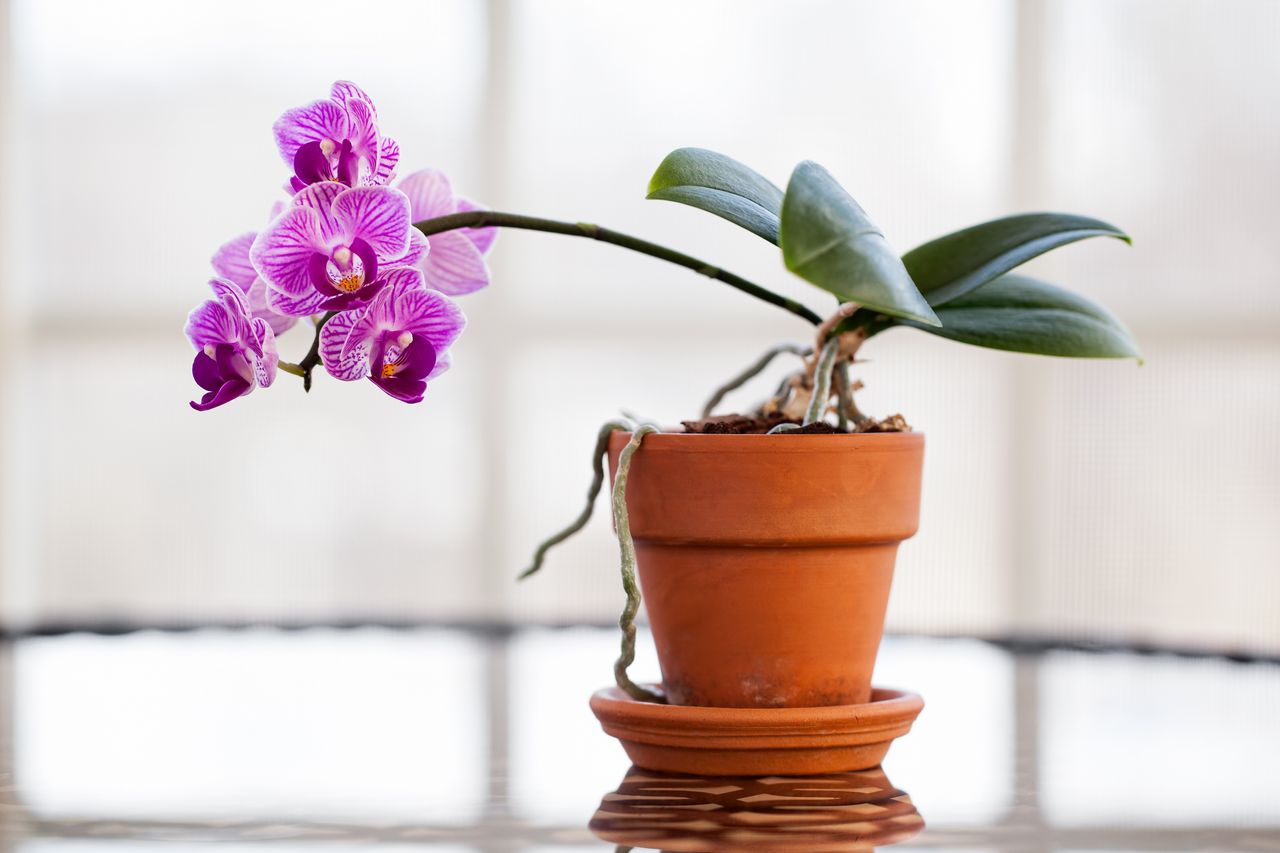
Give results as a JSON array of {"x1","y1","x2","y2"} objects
[
  {"x1": 592, "y1": 685, "x2": 923, "y2": 728},
  {"x1": 611, "y1": 430, "x2": 924, "y2": 453}
]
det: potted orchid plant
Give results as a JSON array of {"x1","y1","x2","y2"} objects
[{"x1": 188, "y1": 81, "x2": 1138, "y2": 775}]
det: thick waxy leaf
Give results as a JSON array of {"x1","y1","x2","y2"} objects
[
  {"x1": 904, "y1": 213, "x2": 1130, "y2": 306},
  {"x1": 897, "y1": 274, "x2": 1141, "y2": 359},
  {"x1": 779, "y1": 161, "x2": 938, "y2": 325},
  {"x1": 647, "y1": 148, "x2": 783, "y2": 243}
]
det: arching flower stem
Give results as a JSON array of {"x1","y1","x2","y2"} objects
[
  {"x1": 413, "y1": 211, "x2": 824, "y2": 325},
  {"x1": 291, "y1": 212, "x2": 823, "y2": 390}
]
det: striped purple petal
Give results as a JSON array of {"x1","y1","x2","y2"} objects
[
  {"x1": 349, "y1": 268, "x2": 466, "y2": 356},
  {"x1": 330, "y1": 80, "x2": 376, "y2": 118},
  {"x1": 319, "y1": 309, "x2": 369, "y2": 381},
  {"x1": 427, "y1": 348, "x2": 453, "y2": 380},
  {"x1": 184, "y1": 294, "x2": 237, "y2": 348},
  {"x1": 389, "y1": 229, "x2": 430, "y2": 269},
  {"x1": 273, "y1": 98, "x2": 349, "y2": 167},
  {"x1": 292, "y1": 182, "x2": 345, "y2": 243},
  {"x1": 398, "y1": 169, "x2": 455, "y2": 221},
  {"x1": 251, "y1": 318, "x2": 279, "y2": 388},
  {"x1": 251, "y1": 207, "x2": 325, "y2": 296},
  {"x1": 332, "y1": 186, "x2": 411, "y2": 259},
  {"x1": 374, "y1": 137, "x2": 400, "y2": 185},
  {"x1": 266, "y1": 285, "x2": 325, "y2": 318},
  {"x1": 245, "y1": 278, "x2": 297, "y2": 335},
  {"x1": 344, "y1": 98, "x2": 379, "y2": 167},
  {"x1": 211, "y1": 232, "x2": 258, "y2": 291},
  {"x1": 420, "y1": 229, "x2": 489, "y2": 296}
]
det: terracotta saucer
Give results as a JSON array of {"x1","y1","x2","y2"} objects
[
  {"x1": 590, "y1": 764, "x2": 924, "y2": 853},
  {"x1": 590, "y1": 685, "x2": 923, "y2": 776}
]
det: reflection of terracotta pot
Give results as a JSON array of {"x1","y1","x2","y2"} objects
[
  {"x1": 608, "y1": 432, "x2": 924, "y2": 709},
  {"x1": 589, "y1": 764, "x2": 924, "y2": 853}
]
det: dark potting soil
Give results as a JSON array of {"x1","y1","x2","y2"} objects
[{"x1": 679, "y1": 413, "x2": 912, "y2": 435}]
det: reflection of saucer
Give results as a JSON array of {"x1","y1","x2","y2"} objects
[
  {"x1": 589, "y1": 765, "x2": 924, "y2": 853},
  {"x1": 591, "y1": 685, "x2": 923, "y2": 776}
]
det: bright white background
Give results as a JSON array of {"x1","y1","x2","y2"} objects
[{"x1": 0, "y1": 0, "x2": 1277, "y2": 653}]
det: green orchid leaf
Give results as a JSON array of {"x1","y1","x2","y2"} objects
[
  {"x1": 896, "y1": 274, "x2": 1141, "y2": 359},
  {"x1": 904, "y1": 212, "x2": 1131, "y2": 307},
  {"x1": 779, "y1": 161, "x2": 938, "y2": 325},
  {"x1": 647, "y1": 147, "x2": 783, "y2": 244}
]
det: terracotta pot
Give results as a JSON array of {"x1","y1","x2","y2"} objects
[{"x1": 607, "y1": 431, "x2": 924, "y2": 709}]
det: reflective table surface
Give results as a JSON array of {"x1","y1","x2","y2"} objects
[{"x1": 1, "y1": 625, "x2": 1278, "y2": 851}]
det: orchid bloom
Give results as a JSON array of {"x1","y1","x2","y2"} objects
[
  {"x1": 274, "y1": 80, "x2": 399, "y2": 192},
  {"x1": 251, "y1": 182, "x2": 424, "y2": 316},
  {"x1": 211, "y1": 231, "x2": 296, "y2": 335},
  {"x1": 318, "y1": 268, "x2": 465, "y2": 403},
  {"x1": 399, "y1": 169, "x2": 496, "y2": 295},
  {"x1": 185, "y1": 278, "x2": 278, "y2": 411}
]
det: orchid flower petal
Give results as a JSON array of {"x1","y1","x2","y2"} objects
[
  {"x1": 251, "y1": 318, "x2": 279, "y2": 388},
  {"x1": 456, "y1": 198, "x2": 497, "y2": 254},
  {"x1": 319, "y1": 309, "x2": 369, "y2": 381},
  {"x1": 185, "y1": 291, "x2": 236, "y2": 347},
  {"x1": 245, "y1": 278, "x2": 297, "y2": 335},
  {"x1": 207, "y1": 277, "x2": 252, "y2": 316},
  {"x1": 420, "y1": 229, "x2": 490, "y2": 296},
  {"x1": 398, "y1": 169, "x2": 456, "y2": 221},
  {"x1": 251, "y1": 207, "x2": 325, "y2": 296},
  {"x1": 211, "y1": 232, "x2": 258, "y2": 291},
  {"x1": 389, "y1": 229, "x2": 430, "y2": 269},
  {"x1": 374, "y1": 137, "x2": 400, "y2": 185},
  {"x1": 343, "y1": 98, "x2": 379, "y2": 168},
  {"x1": 292, "y1": 182, "x2": 345, "y2": 243},
  {"x1": 352, "y1": 268, "x2": 467, "y2": 354},
  {"x1": 332, "y1": 186, "x2": 411, "y2": 259},
  {"x1": 330, "y1": 80, "x2": 376, "y2": 118},
  {"x1": 266, "y1": 285, "x2": 325, "y2": 318},
  {"x1": 273, "y1": 98, "x2": 349, "y2": 167},
  {"x1": 427, "y1": 348, "x2": 453, "y2": 380}
]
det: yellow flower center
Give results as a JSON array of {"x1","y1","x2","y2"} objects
[
  {"x1": 336, "y1": 273, "x2": 363, "y2": 293},
  {"x1": 380, "y1": 362, "x2": 400, "y2": 379}
]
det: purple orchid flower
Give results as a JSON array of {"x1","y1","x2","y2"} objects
[
  {"x1": 211, "y1": 231, "x2": 296, "y2": 336},
  {"x1": 399, "y1": 169, "x2": 496, "y2": 295},
  {"x1": 274, "y1": 81, "x2": 398, "y2": 192},
  {"x1": 318, "y1": 268, "x2": 465, "y2": 404},
  {"x1": 185, "y1": 278, "x2": 278, "y2": 412},
  {"x1": 250, "y1": 182, "x2": 422, "y2": 316}
]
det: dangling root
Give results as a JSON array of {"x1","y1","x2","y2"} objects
[
  {"x1": 518, "y1": 418, "x2": 636, "y2": 580},
  {"x1": 611, "y1": 425, "x2": 666, "y2": 703},
  {"x1": 804, "y1": 337, "x2": 841, "y2": 426},
  {"x1": 700, "y1": 344, "x2": 810, "y2": 418},
  {"x1": 833, "y1": 361, "x2": 851, "y2": 431}
]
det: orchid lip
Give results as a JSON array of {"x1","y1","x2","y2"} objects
[
  {"x1": 189, "y1": 346, "x2": 254, "y2": 411},
  {"x1": 291, "y1": 139, "x2": 359, "y2": 190},
  {"x1": 317, "y1": 275, "x2": 389, "y2": 312}
]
